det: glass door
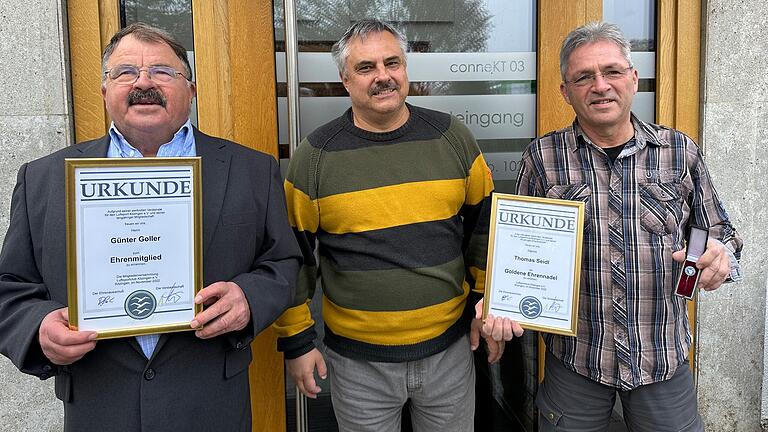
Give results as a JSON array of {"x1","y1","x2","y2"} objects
[
  {"x1": 604, "y1": 0, "x2": 656, "y2": 124},
  {"x1": 120, "y1": 0, "x2": 198, "y2": 125},
  {"x1": 275, "y1": 1, "x2": 538, "y2": 430}
]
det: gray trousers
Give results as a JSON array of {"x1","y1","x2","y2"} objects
[
  {"x1": 325, "y1": 334, "x2": 476, "y2": 432},
  {"x1": 537, "y1": 351, "x2": 703, "y2": 432}
]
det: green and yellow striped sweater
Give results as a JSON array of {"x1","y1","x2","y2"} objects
[{"x1": 273, "y1": 104, "x2": 493, "y2": 362}]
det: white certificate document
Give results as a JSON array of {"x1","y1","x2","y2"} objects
[
  {"x1": 483, "y1": 194, "x2": 584, "y2": 336},
  {"x1": 66, "y1": 158, "x2": 202, "y2": 339}
]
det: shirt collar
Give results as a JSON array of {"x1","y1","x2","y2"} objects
[
  {"x1": 108, "y1": 120, "x2": 196, "y2": 158},
  {"x1": 568, "y1": 113, "x2": 668, "y2": 153}
]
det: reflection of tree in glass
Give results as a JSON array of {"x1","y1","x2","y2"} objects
[
  {"x1": 123, "y1": 0, "x2": 194, "y2": 51},
  {"x1": 274, "y1": 0, "x2": 493, "y2": 96},
  {"x1": 630, "y1": 39, "x2": 655, "y2": 52},
  {"x1": 396, "y1": 0, "x2": 493, "y2": 96},
  {"x1": 274, "y1": 0, "x2": 351, "y2": 48}
]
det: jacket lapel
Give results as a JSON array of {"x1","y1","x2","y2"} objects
[
  {"x1": 149, "y1": 128, "x2": 231, "y2": 361},
  {"x1": 75, "y1": 136, "x2": 111, "y2": 157},
  {"x1": 194, "y1": 128, "x2": 231, "y2": 255}
]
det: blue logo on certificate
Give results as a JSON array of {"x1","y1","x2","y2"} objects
[
  {"x1": 125, "y1": 290, "x2": 157, "y2": 320},
  {"x1": 519, "y1": 296, "x2": 542, "y2": 319}
]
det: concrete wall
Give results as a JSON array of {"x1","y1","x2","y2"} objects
[
  {"x1": 698, "y1": 1, "x2": 768, "y2": 431},
  {"x1": 0, "y1": 0, "x2": 70, "y2": 429}
]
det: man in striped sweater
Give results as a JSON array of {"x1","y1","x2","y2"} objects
[{"x1": 273, "y1": 19, "x2": 521, "y2": 432}]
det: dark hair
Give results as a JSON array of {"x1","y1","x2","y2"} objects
[
  {"x1": 102, "y1": 23, "x2": 191, "y2": 82},
  {"x1": 331, "y1": 19, "x2": 408, "y2": 75}
]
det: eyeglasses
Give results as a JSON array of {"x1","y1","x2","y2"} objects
[
  {"x1": 104, "y1": 65, "x2": 189, "y2": 85},
  {"x1": 565, "y1": 66, "x2": 633, "y2": 87}
]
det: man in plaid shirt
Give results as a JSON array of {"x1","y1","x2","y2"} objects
[{"x1": 515, "y1": 22, "x2": 743, "y2": 431}]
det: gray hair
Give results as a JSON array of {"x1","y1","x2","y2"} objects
[
  {"x1": 559, "y1": 22, "x2": 633, "y2": 81},
  {"x1": 331, "y1": 19, "x2": 408, "y2": 75},
  {"x1": 102, "y1": 23, "x2": 192, "y2": 84}
]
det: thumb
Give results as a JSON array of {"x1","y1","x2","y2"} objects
[
  {"x1": 470, "y1": 322, "x2": 480, "y2": 351},
  {"x1": 672, "y1": 249, "x2": 686, "y2": 263},
  {"x1": 316, "y1": 355, "x2": 328, "y2": 380},
  {"x1": 485, "y1": 336, "x2": 499, "y2": 363},
  {"x1": 195, "y1": 282, "x2": 224, "y2": 304},
  {"x1": 474, "y1": 298, "x2": 484, "y2": 320}
]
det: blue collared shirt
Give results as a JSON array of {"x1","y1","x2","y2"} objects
[
  {"x1": 107, "y1": 120, "x2": 196, "y2": 158},
  {"x1": 107, "y1": 119, "x2": 196, "y2": 358}
]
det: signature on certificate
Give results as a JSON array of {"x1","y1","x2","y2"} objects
[
  {"x1": 97, "y1": 296, "x2": 115, "y2": 306},
  {"x1": 546, "y1": 301, "x2": 562, "y2": 313},
  {"x1": 160, "y1": 283, "x2": 183, "y2": 305}
]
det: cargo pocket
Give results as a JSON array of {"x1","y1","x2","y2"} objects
[
  {"x1": 639, "y1": 182, "x2": 679, "y2": 236},
  {"x1": 546, "y1": 183, "x2": 593, "y2": 235},
  {"x1": 535, "y1": 388, "x2": 563, "y2": 430}
]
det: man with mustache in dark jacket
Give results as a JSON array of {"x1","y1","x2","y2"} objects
[{"x1": 0, "y1": 23, "x2": 301, "y2": 431}]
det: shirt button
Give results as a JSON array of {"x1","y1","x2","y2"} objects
[
  {"x1": 42, "y1": 365, "x2": 52, "y2": 372},
  {"x1": 144, "y1": 368, "x2": 156, "y2": 380},
  {"x1": 548, "y1": 413, "x2": 555, "y2": 420},
  {"x1": 236, "y1": 342, "x2": 243, "y2": 350}
]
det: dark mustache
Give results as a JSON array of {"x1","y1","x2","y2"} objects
[
  {"x1": 369, "y1": 81, "x2": 399, "y2": 96},
  {"x1": 128, "y1": 89, "x2": 166, "y2": 107}
]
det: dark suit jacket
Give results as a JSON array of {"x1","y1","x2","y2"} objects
[{"x1": 0, "y1": 128, "x2": 301, "y2": 431}]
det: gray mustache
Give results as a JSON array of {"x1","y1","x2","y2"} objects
[
  {"x1": 128, "y1": 89, "x2": 167, "y2": 107},
  {"x1": 369, "y1": 81, "x2": 400, "y2": 96}
]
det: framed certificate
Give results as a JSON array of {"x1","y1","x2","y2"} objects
[
  {"x1": 482, "y1": 193, "x2": 584, "y2": 336},
  {"x1": 65, "y1": 158, "x2": 203, "y2": 339}
]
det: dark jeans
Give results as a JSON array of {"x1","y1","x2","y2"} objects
[{"x1": 537, "y1": 351, "x2": 703, "y2": 432}]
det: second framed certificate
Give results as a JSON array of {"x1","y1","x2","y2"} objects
[
  {"x1": 65, "y1": 158, "x2": 203, "y2": 339},
  {"x1": 482, "y1": 193, "x2": 584, "y2": 336}
]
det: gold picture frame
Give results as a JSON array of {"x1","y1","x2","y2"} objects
[
  {"x1": 65, "y1": 158, "x2": 203, "y2": 339},
  {"x1": 482, "y1": 193, "x2": 584, "y2": 336}
]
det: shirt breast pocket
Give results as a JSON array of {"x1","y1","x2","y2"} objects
[
  {"x1": 545, "y1": 183, "x2": 592, "y2": 234},
  {"x1": 639, "y1": 182, "x2": 679, "y2": 236}
]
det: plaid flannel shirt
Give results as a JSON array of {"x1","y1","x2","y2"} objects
[{"x1": 516, "y1": 115, "x2": 743, "y2": 390}]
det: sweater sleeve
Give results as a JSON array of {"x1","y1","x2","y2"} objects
[
  {"x1": 454, "y1": 120, "x2": 494, "y2": 300},
  {"x1": 272, "y1": 141, "x2": 321, "y2": 359}
]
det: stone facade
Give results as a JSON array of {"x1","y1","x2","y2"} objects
[
  {"x1": 699, "y1": 1, "x2": 768, "y2": 431},
  {"x1": 0, "y1": 0, "x2": 69, "y2": 430}
]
